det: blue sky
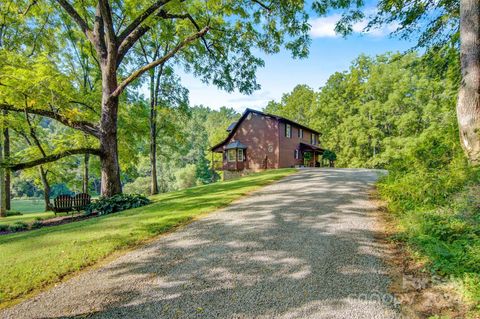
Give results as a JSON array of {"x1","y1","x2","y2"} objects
[{"x1": 179, "y1": 13, "x2": 414, "y2": 113}]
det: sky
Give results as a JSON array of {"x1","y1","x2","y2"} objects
[{"x1": 177, "y1": 12, "x2": 415, "y2": 113}]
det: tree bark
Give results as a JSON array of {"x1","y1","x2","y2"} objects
[
  {"x1": 457, "y1": 0, "x2": 480, "y2": 164},
  {"x1": 0, "y1": 132, "x2": 5, "y2": 217},
  {"x1": 38, "y1": 166, "x2": 52, "y2": 211},
  {"x1": 3, "y1": 111, "x2": 10, "y2": 210},
  {"x1": 99, "y1": 68, "x2": 122, "y2": 197},
  {"x1": 149, "y1": 71, "x2": 159, "y2": 195},
  {"x1": 83, "y1": 153, "x2": 89, "y2": 194}
]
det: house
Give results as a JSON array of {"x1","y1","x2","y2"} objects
[{"x1": 211, "y1": 108, "x2": 324, "y2": 178}]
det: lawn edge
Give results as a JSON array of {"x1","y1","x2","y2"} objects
[
  {"x1": 0, "y1": 169, "x2": 298, "y2": 310},
  {"x1": 369, "y1": 188, "x2": 473, "y2": 319}
]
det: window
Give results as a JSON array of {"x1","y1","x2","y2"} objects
[
  {"x1": 294, "y1": 149, "x2": 300, "y2": 159},
  {"x1": 311, "y1": 133, "x2": 316, "y2": 145},
  {"x1": 298, "y1": 128, "x2": 303, "y2": 138},
  {"x1": 238, "y1": 149, "x2": 245, "y2": 161},
  {"x1": 227, "y1": 149, "x2": 236, "y2": 162},
  {"x1": 285, "y1": 124, "x2": 292, "y2": 138}
]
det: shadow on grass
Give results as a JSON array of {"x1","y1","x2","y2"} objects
[{"x1": 1, "y1": 169, "x2": 399, "y2": 319}]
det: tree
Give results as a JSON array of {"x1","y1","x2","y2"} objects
[
  {"x1": 0, "y1": 0, "x2": 314, "y2": 196},
  {"x1": 135, "y1": 33, "x2": 189, "y2": 194},
  {"x1": 0, "y1": 133, "x2": 5, "y2": 216},
  {"x1": 322, "y1": 150, "x2": 337, "y2": 167},
  {"x1": 316, "y1": 0, "x2": 478, "y2": 164},
  {"x1": 264, "y1": 84, "x2": 317, "y2": 127},
  {"x1": 457, "y1": 0, "x2": 480, "y2": 163}
]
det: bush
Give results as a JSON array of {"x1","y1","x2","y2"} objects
[
  {"x1": 0, "y1": 224, "x2": 9, "y2": 232},
  {"x1": 85, "y1": 194, "x2": 151, "y2": 216},
  {"x1": 175, "y1": 164, "x2": 198, "y2": 190},
  {"x1": 8, "y1": 221, "x2": 29, "y2": 232},
  {"x1": 124, "y1": 176, "x2": 151, "y2": 195},
  {"x1": 5, "y1": 211, "x2": 22, "y2": 217},
  {"x1": 30, "y1": 220, "x2": 43, "y2": 229}
]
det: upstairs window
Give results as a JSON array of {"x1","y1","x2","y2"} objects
[
  {"x1": 227, "y1": 149, "x2": 236, "y2": 162},
  {"x1": 285, "y1": 124, "x2": 292, "y2": 138},
  {"x1": 298, "y1": 128, "x2": 303, "y2": 138},
  {"x1": 311, "y1": 133, "x2": 316, "y2": 145},
  {"x1": 238, "y1": 149, "x2": 245, "y2": 161}
]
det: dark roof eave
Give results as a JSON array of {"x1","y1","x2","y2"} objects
[
  {"x1": 210, "y1": 108, "x2": 322, "y2": 151},
  {"x1": 300, "y1": 142, "x2": 325, "y2": 151}
]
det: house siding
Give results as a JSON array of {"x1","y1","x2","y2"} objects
[
  {"x1": 278, "y1": 122, "x2": 320, "y2": 167},
  {"x1": 212, "y1": 109, "x2": 322, "y2": 174},
  {"x1": 221, "y1": 112, "x2": 279, "y2": 170}
]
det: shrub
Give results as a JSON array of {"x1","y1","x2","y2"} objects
[
  {"x1": 0, "y1": 224, "x2": 9, "y2": 232},
  {"x1": 175, "y1": 164, "x2": 198, "y2": 190},
  {"x1": 6, "y1": 211, "x2": 22, "y2": 217},
  {"x1": 124, "y1": 176, "x2": 151, "y2": 195},
  {"x1": 30, "y1": 220, "x2": 43, "y2": 229},
  {"x1": 85, "y1": 194, "x2": 151, "y2": 216},
  {"x1": 8, "y1": 222, "x2": 28, "y2": 232}
]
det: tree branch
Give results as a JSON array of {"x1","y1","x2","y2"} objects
[
  {"x1": 252, "y1": 0, "x2": 271, "y2": 11},
  {"x1": 158, "y1": 11, "x2": 213, "y2": 55},
  {"x1": 3, "y1": 148, "x2": 102, "y2": 171},
  {"x1": 0, "y1": 103, "x2": 100, "y2": 138},
  {"x1": 116, "y1": 0, "x2": 173, "y2": 65},
  {"x1": 99, "y1": 0, "x2": 117, "y2": 57},
  {"x1": 56, "y1": 0, "x2": 95, "y2": 43},
  {"x1": 112, "y1": 26, "x2": 209, "y2": 97},
  {"x1": 117, "y1": 0, "x2": 172, "y2": 44}
]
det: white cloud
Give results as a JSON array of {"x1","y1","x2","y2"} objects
[
  {"x1": 309, "y1": 14, "x2": 399, "y2": 39},
  {"x1": 309, "y1": 15, "x2": 341, "y2": 38}
]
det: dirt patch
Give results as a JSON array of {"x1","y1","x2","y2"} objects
[{"x1": 370, "y1": 191, "x2": 471, "y2": 319}]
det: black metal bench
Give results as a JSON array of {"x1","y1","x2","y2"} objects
[{"x1": 53, "y1": 193, "x2": 91, "y2": 215}]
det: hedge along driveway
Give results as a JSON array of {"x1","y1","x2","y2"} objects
[{"x1": 0, "y1": 169, "x2": 296, "y2": 307}]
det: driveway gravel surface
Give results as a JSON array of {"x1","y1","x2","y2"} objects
[{"x1": 1, "y1": 168, "x2": 400, "y2": 319}]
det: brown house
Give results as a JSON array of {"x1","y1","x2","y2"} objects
[{"x1": 211, "y1": 108, "x2": 323, "y2": 177}]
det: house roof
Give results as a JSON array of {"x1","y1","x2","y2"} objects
[
  {"x1": 210, "y1": 108, "x2": 321, "y2": 152},
  {"x1": 226, "y1": 122, "x2": 237, "y2": 132},
  {"x1": 225, "y1": 141, "x2": 247, "y2": 149},
  {"x1": 300, "y1": 142, "x2": 325, "y2": 152}
]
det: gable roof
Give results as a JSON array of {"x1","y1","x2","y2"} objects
[
  {"x1": 226, "y1": 122, "x2": 237, "y2": 132},
  {"x1": 210, "y1": 108, "x2": 321, "y2": 151}
]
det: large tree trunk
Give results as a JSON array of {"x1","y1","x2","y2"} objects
[
  {"x1": 0, "y1": 133, "x2": 5, "y2": 217},
  {"x1": 3, "y1": 114, "x2": 10, "y2": 211},
  {"x1": 83, "y1": 153, "x2": 89, "y2": 193},
  {"x1": 149, "y1": 72, "x2": 159, "y2": 195},
  {"x1": 100, "y1": 96, "x2": 122, "y2": 197},
  {"x1": 457, "y1": 0, "x2": 480, "y2": 164},
  {"x1": 99, "y1": 63, "x2": 122, "y2": 197},
  {"x1": 38, "y1": 166, "x2": 52, "y2": 211}
]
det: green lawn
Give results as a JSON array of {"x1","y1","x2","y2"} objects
[
  {"x1": 0, "y1": 169, "x2": 296, "y2": 306},
  {"x1": 10, "y1": 198, "x2": 48, "y2": 213},
  {"x1": 0, "y1": 199, "x2": 55, "y2": 226}
]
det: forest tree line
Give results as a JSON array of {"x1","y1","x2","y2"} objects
[{"x1": 267, "y1": 48, "x2": 480, "y2": 305}]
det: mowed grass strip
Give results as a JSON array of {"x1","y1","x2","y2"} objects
[
  {"x1": 0, "y1": 199, "x2": 55, "y2": 226},
  {"x1": 0, "y1": 169, "x2": 296, "y2": 306}
]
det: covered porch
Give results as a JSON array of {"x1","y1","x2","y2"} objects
[{"x1": 299, "y1": 142, "x2": 324, "y2": 167}]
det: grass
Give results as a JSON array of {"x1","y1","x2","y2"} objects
[
  {"x1": 0, "y1": 199, "x2": 55, "y2": 226},
  {"x1": 11, "y1": 198, "x2": 48, "y2": 213},
  {"x1": 0, "y1": 168, "x2": 296, "y2": 306},
  {"x1": 377, "y1": 163, "x2": 480, "y2": 316}
]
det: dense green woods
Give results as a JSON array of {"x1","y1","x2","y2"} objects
[
  {"x1": 266, "y1": 49, "x2": 480, "y2": 307},
  {"x1": 8, "y1": 104, "x2": 239, "y2": 201}
]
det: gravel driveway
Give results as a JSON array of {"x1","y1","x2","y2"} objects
[{"x1": 2, "y1": 168, "x2": 400, "y2": 319}]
